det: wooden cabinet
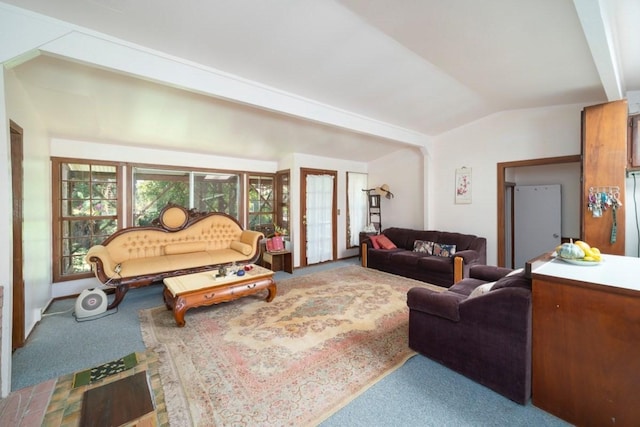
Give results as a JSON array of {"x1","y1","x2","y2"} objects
[
  {"x1": 262, "y1": 250, "x2": 292, "y2": 274},
  {"x1": 531, "y1": 255, "x2": 640, "y2": 426},
  {"x1": 581, "y1": 100, "x2": 627, "y2": 254}
]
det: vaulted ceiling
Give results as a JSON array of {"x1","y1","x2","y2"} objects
[{"x1": 3, "y1": 0, "x2": 639, "y2": 162}]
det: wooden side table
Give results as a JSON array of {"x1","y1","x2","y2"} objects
[{"x1": 262, "y1": 250, "x2": 293, "y2": 273}]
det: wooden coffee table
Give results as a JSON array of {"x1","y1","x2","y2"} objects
[{"x1": 163, "y1": 265, "x2": 276, "y2": 327}]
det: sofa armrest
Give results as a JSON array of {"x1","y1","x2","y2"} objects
[
  {"x1": 85, "y1": 245, "x2": 120, "y2": 279},
  {"x1": 453, "y1": 249, "x2": 484, "y2": 282},
  {"x1": 453, "y1": 249, "x2": 482, "y2": 264},
  {"x1": 239, "y1": 230, "x2": 264, "y2": 252},
  {"x1": 407, "y1": 287, "x2": 465, "y2": 321},
  {"x1": 361, "y1": 238, "x2": 375, "y2": 267}
]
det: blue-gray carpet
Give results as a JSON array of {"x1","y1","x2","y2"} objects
[{"x1": 12, "y1": 259, "x2": 569, "y2": 426}]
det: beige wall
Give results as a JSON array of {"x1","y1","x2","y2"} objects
[{"x1": 429, "y1": 104, "x2": 587, "y2": 265}]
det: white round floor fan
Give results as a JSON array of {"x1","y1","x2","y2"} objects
[{"x1": 74, "y1": 288, "x2": 108, "y2": 320}]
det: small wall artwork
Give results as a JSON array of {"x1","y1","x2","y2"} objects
[{"x1": 455, "y1": 168, "x2": 472, "y2": 204}]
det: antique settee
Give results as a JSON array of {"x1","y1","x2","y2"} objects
[
  {"x1": 85, "y1": 204, "x2": 264, "y2": 308},
  {"x1": 361, "y1": 227, "x2": 486, "y2": 287},
  {"x1": 407, "y1": 265, "x2": 532, "y2": 404}
]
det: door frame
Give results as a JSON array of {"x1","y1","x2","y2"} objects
[
  {"x1": 10, "y1": 121, "x2": 25, "y2": 350},
  {"x1": 497, "y1": 155, "x2": 580, "y2": 267},
  {"x1": 299, "y1": 168, "x2": 337, "y2": 267}
]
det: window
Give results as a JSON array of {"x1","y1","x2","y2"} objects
[
  {"x1": 132, "y1": 168, "x2": 241, "y2": 225},
  {"x1": 248, "y1": 175, "x2": 274, "y2": 229},
  {"x1": 52, "y1": 160, "x2": 262, "y2": 283},
  {"x1": 194, "y1": 172, "x2": 240, "y2": 217},
  {"x1": 132, "y1": 168, "x2": 189, "y2": 225},
  {"x1": 276, "y1": 170, "x2": 290, "y2": 237},
  {"x1": 52, "y1": 160, "x2": 122, "y2": 281}
]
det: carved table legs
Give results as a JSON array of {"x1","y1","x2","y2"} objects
[{"x1": 163, "y1": 276, "x2": 277, "y2": 327}]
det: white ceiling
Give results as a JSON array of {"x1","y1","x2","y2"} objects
[{"x1": 3, "y1": 0, "x2": 640, "y2": 162}]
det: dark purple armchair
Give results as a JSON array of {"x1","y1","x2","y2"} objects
[{"x1": 407, "y1": 265, "x2": 532, "y2": 404}]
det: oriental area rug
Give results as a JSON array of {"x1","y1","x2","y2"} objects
[{"x1": 139, "y1": 265, "x2": 443, "y2": 426}]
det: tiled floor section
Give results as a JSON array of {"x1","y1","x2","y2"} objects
[
  {"x1": 0, "y1": 350, "x2": 165, "y2": 427},
  {"x1": 0, "y1": 379, "x2": 56, "y2": 427}
]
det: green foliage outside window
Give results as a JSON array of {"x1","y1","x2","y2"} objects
[
  {"x1": 55, "y1": 161, "x2": 273, "y2": 281},
  {"x1": 59, "y1": 163, "x2": 118, "y2": 276},
  {"x1": 248, "y1": 175, "x2": 274, "y2": 229}
]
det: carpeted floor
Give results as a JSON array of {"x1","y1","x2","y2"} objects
[
  {"x1": 139, "y1": 265, "x2": 442, "y2": 426},
  {"x1": 11, "y1": 258, "x2": 570, "y2": 426}
]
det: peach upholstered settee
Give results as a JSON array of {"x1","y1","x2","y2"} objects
[{"x1": 85, "y1": 204, "x2": 264, "y2": 308}]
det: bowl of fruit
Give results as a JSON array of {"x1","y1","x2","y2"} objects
[{"x1": 554, "y1": 239, "x2": 602, "y2": 266}]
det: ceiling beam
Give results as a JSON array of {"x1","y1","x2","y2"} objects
[{"x1": 573, "y1": 0, "x2": 624, "y2": 100}]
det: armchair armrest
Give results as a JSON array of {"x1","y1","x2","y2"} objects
[
  {"x1": 407, "y1": 287, "x2": 465, "y2": 321},
  {"x1": 459, "y1": 287, "x2": 531, "y2": 331}
]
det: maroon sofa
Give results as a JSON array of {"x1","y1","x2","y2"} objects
[
  {"x1": 361, "y1": 227, "x2": 486, "y2": 287},
  {"x1": 407, "y1": 265, "x2": 532, "y2": 404}
]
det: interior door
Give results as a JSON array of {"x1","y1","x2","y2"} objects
[
  {"x1": 514, "y1": 184, "x2": 561, "y2": 268},
  {"x1": 300, "y1": 168, "x2": 337, "y2": 267}
]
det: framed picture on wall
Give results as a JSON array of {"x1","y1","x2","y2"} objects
[{"x1": 455, "y1": 167, "x2": 472, "y2": 204}]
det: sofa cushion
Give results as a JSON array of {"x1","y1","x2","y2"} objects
[
  {"x1": 468, "y1": 281, "x2": 496, "y2": 298},
  {"x1": 389, "y1": 251, "x2": 425, "y2": 266},
  {"x1": 164, "y1": 241, "x2": 207, "y2": 255},
  {"x1": 230, "y1": 240, "x2": 253, "y2": 256},
  {"x1": 416, "y1": 255, "x2": 454, "y2": 273},
  {"x1": 413, "y1": 240, "x2": 433, "y2": 253},
  {"x1": 383, "y1": 228, "x2": 438, "y2": 250},
  {"x1": 376, "y1": 234, "x2": 397, "y2": 249},
  {"x1": 407, "y1": 287, "x2": 464, "y2": 321},
  {"x1": 448, "y1": 278, "x2": 487, "y2": 296},
  {"x1": 436, "y1": 232, "x2": 476, "y2": 251},
  {"x1": 469, "y1": 265, "x2": 514, "y2": 282},
  {"x1": 369, "y1": 235, "x2": 382, "y2": 249},
  {"x1": 433, "y1": 242, "x2": 456, "y2": 257},
  {"x1": 492, "y1": 271, "x2": 531, "y2": 291}
]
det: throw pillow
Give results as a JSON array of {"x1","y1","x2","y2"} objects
[
  {"x1": 369, "y1": 235, "x2": 381, "y2": 249},
  {"x1": 433, "y1": 242, "x2": 456, "y2": 257},
  {"x1": 413, "y1": 240, "x2": 434, "y2": 253},
  {"x1": 468, "y1": 281, "x2": 496, "y2": 298},
  {"x1": 376, "y1": 234, "x2": 397, "y2": 249},
  {"x1": 507, "y1": 267, "x2": 524, "y2": 276}
]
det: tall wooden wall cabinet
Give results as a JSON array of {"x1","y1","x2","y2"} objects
[{"x1": 581, "y1": 99, "x2": 627, "y2": 254}]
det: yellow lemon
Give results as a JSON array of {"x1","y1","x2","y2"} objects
[{"x1": 575, "y1": 240, "x2": 591, "y2": 253}]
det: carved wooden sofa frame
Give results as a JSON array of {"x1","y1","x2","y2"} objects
[{"x1": 86, "y1": 204, "x2": 264, "y2": 308}]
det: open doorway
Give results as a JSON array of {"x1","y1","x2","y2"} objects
[{"x1": 497, "y1": 155, "x2": 581, "y2": 267}]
